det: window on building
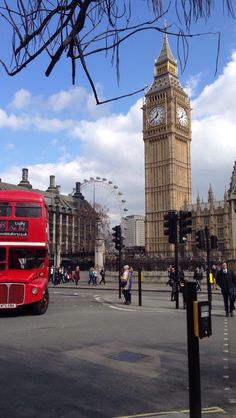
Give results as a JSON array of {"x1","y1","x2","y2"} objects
[{"x1": 218, "y1": 228, "x2": 224, "y2": 238}]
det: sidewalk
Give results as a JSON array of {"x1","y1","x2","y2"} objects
[
  {"x1": 48, "y1": 279, "x2": 220, "y2": 294},
  {"x1": 48, "y1": 280, "x2": 224, "y2": 315}
]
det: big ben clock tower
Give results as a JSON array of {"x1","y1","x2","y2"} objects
[{"x1": 143, "y1": 31, "x2": 192, "y2": 255}]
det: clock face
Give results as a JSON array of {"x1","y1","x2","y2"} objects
[
  {"x1": 177, "y1": 106, "x2": 188, "y2": 127},
  {"x1": 148, "y1": 106, "x2": 165, "y2": 126}
]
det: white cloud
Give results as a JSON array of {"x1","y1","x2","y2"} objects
[
  {"x1": 5, "y1": 143, "x2": 15, "y2": 150},
  {"x1": 1, "y1": 52, "x2": 236, "y2": 218},
  {"x1": 191, "y1": 52, "x2": 236, "y2": 201},
  {"x1": 184, "y1": 73, "x2": 202, "y2": 98},
  {"x1": 192, "y1": 51, "x2": 236, "y2": 121},
  {"x1": 10, "y1": 88, "x2": 32, "y2": 109},
  {"x1": 9, "y1": 86, "x2": 110, "y2": 119},
  {"x1": 0, "y1": 99, "x2": 144, "y2": 215}
]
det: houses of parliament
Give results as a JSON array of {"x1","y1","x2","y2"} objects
[{"x1": 0, "y1": 31, "x2": 235, "y2": 266}]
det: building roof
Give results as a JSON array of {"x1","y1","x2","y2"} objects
[{"x1": 155, "y1": 30, "x2": 176, "y2": 66}]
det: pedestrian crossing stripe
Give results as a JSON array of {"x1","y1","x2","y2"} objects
[{"x1": 115, "y1": 406, "x2": 225, "y2": 417}]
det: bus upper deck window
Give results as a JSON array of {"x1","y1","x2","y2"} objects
[
  {"x1": 15, "y1": 203, "x2": 41, "y2": 218},
  {"x1": 0, "y1": 203, "x2": 11, "y2": 217}
]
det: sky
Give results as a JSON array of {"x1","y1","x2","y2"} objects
[{"x1": 0, "y1": 1, "x2": 235, "y2": 223}]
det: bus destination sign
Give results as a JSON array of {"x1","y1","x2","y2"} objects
[{"x1": 0, "y1": 220, "x2": 28, "y2": 236}]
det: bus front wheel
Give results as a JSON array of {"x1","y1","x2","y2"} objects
[{"x1": 32, "y1": 287, "x2": 49, "y2": 315}]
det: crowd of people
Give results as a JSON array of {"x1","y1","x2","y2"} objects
[
  {"x1": 49, "y1": 265, "x2": 106, "y2": 286},
  {"x1": 167, "y1": 261, "x2": 236, "y2": 316},
  {"x1": 49, "y1": 261, "x2": 236, "y2": 316}
]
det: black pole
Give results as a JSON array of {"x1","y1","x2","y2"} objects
[
  {"x1": 138, "y1": 267, "x2": 142, "y2": 306},
  {"x1": 174, "y1": 214, "x2": 179, "y2": 309},
  {"x1": 118, "y1": 249, "x2": 122, "y2": 299},
  {"x1": 205, "y1": 227, "x2": 212, "y2": 310},
  {"x1": 186, "y1": 282, "x2": 201, "y2": 418}
]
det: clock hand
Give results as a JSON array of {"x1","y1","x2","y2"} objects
[{"x1": 150, "y1": 111, "x2": 159, "y2": 122}]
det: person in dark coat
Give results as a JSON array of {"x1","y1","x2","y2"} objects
[
  {"x1": 167, "y1": 266, "x2": 176, "y2": 301},
  {"x1": 179, "y1": 269, "x2": 187, "y2": 309},
  {"x1": 73, "y1": 265, "x2": 80, "y2": 285},
  {"x1": 216, "y1": 261, "x2": 236, "y2": 317},
  {"x1": 99, "y1": 268, "x2": 106, "y2": 285},
  {"x1": 193, "y1": 267, "x2": 203, "y2": 291}
]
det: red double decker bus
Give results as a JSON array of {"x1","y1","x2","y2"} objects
[{"x1": 0, "y1": 190, "x2": 49, "y2": 314}]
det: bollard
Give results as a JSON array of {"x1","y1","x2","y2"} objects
[{"x1": 138, "y1": 268, "x2": 142, "y2": 306}]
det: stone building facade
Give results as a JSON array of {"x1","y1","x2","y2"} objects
[
  {"x1": 184, "y1": 166, "x2": 236, "y2": 264},
  {"x1": 0, "y1": 168, "x2": 96, "y2": 267}
]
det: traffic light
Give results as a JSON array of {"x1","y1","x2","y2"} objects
[
  {"x1": 112, "y1": 225, "x2": 124, "y2": 251},
  {"x1": 196, "y1": 230, "x2": 205, "y2": 250},
  {"x1": 179, "y1": 211, "x2": 192, "y2": 243},
  {"x1": 210, "y1": 235, "x2": 218, "y2": 249},
  {"x1": 163, "y1": 211, "x2": 177, "y2": 244}
]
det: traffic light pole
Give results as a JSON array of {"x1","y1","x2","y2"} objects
[
  {"x1": 205, "y1": 227, "x2": 212, "y2": 310},
  {"x1": 163, "y1": 210, "x2": 192, "y2": 310},
  {"x1": 174, "y1": 238, "x2": 179, "y2": 309},
  {"x1": 173, "y1": 215, "x2": 179, "y2": 309},
  {"x1": 118, "y1": 248, "x2": 122, "y2": 299}
]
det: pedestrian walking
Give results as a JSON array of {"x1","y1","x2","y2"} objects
[
  {"x1": 88, "y1": 267, "x2": 97, "y2": 285},
  {"x1": 127, "y1": 266, "x2": 133, "y2": 304},
  {"x1": 167, "y1": 266, "x2": 176, "y2": 301},
  {"x1": 193, "y1": 267, "x2": 203, "y2": 291},
  {"x1": 179, "y1": 269, "x2": 187, "y2": 309},
  {"x1": 99, "y1": 268, "x2": 106, "y2": 285},
  {"x1": 49, "y1": 265, "x2": 54, "y2": 283},
  {"x1": 216, "y1": 261, "x2": 236, "y2": 317},
  {"x1": 121, "y1": 265, "x2": 131, "y2": 305},
  {"x1": 73, "y1": 265, "x2": 80, "y2": 285},
  {"x1": 93, "y1": 267, "x2": 98, "y2": 285},
  {"x1": 211, "y1": 264, "x2": 218, "y2": 290}
]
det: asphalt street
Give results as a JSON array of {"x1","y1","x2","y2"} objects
[{"x1": 0, "y1": 284, "x2": 235, "y2": 418}]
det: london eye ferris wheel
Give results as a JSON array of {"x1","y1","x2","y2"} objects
[{"x1": 79, "y1": 177, "x2": 128, "y2": 232}]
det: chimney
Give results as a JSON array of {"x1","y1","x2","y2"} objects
[
  {"x1": 73, "y1": 182, "x2": 84, "y2": 199},
  {"x1": 18, "y1": 168, "x2": 32, "y2": 189},
  {"x1": 46, "y1": 175, "x2": 57, "y2": 192}
]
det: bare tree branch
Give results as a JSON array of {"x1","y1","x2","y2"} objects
[{"x1": 0, "y1": 0, "x2": 234, "y2": 104}]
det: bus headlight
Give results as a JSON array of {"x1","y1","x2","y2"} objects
[{"x1": 32, "y1": 287, "x2": 38, "y2": 295}]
